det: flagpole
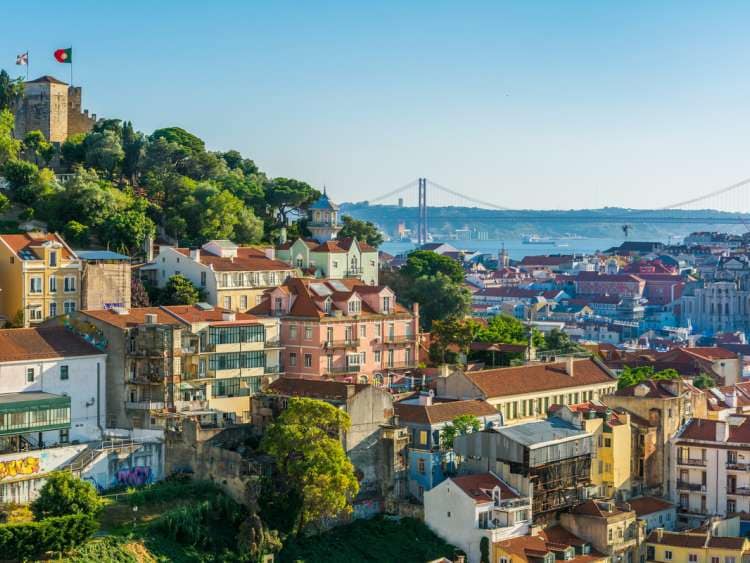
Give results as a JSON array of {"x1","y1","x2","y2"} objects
[
  {"x1": 26, "y1": 51, "x2": 29, "y2": 80},
  {"x1": 70, "y1": 46, "x2": 73, "y2": 86}
]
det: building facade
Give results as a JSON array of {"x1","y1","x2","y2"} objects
[
  {"x1": 0, "y1": 232, "x2": 81, "y2": 327},
  {"x1": 77, "y1": 250, "x2": 131, "y2": 311}
]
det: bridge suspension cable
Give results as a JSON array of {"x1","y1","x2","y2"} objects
[
  {"x1": 367, "y1": 178, "x2": 419, "y2": 204},
  {"x1": 425, "y1": 178, "x2": 511, "y2": 210},
  {"x1": 660, "y1": 176, "x2": 750, "y2": 210}
]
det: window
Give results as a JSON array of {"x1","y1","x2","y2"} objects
[
  {"x1": 375, "y1": 323, "x2": 381, "y2": 337},
  {"x1": 49, "y1": 302, "x2": 57, "y2": 318},
  {"x1": 604, "y1": 437, "x2": 612, "y2": 447},
  {"x1": 59, "y1": 428, "x2": 69, "y2": 443},
  {"x1": 664, "y1": 551, "x2": 672, "y2": 561},
  {"x1": 304, "y1": 325, "x2": 313, "y2": 340},
  {"x1": 29, "y1": 276, "x2": 42, "y2": 293},
  {"x1": 725, "y1": 558, "x2": 736, "y2": 563},
  {"x1": 728, "y1": 499, "x2": 737, "y2": 513},
  {"x1": 222, "y1": 273, "x2": 229, "y2": 287},
  {"x1": 63, "y1": 276, "x2": 76, "y2": 292},
  {"x1": 208, "y1": 351, "x2": 266, "y2": 370},
  {"x1": 360, "y1": 324, "x2": 366, "y2": 337},
  {"x1": 29, "y1": 306, "x2": 42, "y2": 321},
  {"x1": 418, "y1": 458, "x2": 425, "y2": 474},
  {"x1": 688, "y1": 554, "x2": 697, "y2": 562},
  {"x1": 208, "y1": 325, "x2": 265, "y2": 345},
  {"x1": 224, "y1": 296, "x2": 232, "y2": 309},
  {"x1": 49, "y1": 276, "x2": 57, "y2": 293},
  {"x1": 304, "y1": 354, "x2": 312, "y2": 368},
  {"x1": 200, "y1": 271, "x2": 207, "y2": 286},
  {"x1": 64, "y1": 301, "x2": 75, "y2": 314},
  {"x1": 240, "y1": 295, "x2": 248, "y2": 310},
  {"x1": 375, "y1": 350, "x2": 381, "y2": 363},
  {"x1": 26, "y1": 368, "x2": 35, "y2": 382},
  {"x1": 289, "y1": 324, "x2": 297, "y2": 339},
  {"x1": 711, "y1": 558, "x2": 720, "y2": 563},
  {"x1": 49, "y1": 251, "x2": 57, "y2": 267},
  {"x1": 289, "y1": 352, "x2": 297, "y2": 367},
  {"x1": 608, "y1": 528, "x2": 613, "y2": 542},
  {"x1": 419, "y1": 430, "x2": 428, "y2": 445},
  {"x1": 60, "y1": 365, "x2": 69, "y2": 380},
  {"x1": 348, "y1": 299, "x2": 361, "y2": 314},
  {"x1": 383, "y1": 296, "x2": 391, "y2": 313}
]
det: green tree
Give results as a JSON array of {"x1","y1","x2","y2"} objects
[
  {"x1": 63, "y1": 219, "x2": 89, "y2": 246},
  {"x1": 0, "y1": 70, "x2": 24, "y2": 111},
  {"x1": 198, "y1": 187, "x2": 263, "y2": 243},
  {"x1": 121, "y1": 120, "x2": 145, "y2": 184},
  {"x1": 1, "y1": 159, "x2": 38, "y2": 194},
  {"x1": 0, "y1": 192, "x2": 9, "y2": 214},
  {"x1": 431, "y1": 317, "x2": 478, "y2": 363},
  {"x1": 480, "y1": 536, "x2": 490, "y2": 563},
  {"x1": 60, "y1": 133, "x2": 87, "y2": 170},
  {"x1": 0, "y1": 109, "x2": 21, "y2": 164},
  {"x1": 97, "y1": 207, "x2": 155, "y2": 255},
  {"x1": 692, "y1": 372, "x2": 716, "y2": 389},
  {"x1": 264, "y1": 177, "x2": 319, "y2": 226},
  {"x1": 617, "y1": 366, "x2": 680, "y2": 390},
  {"x1": 30, "y1": 471, "x2": 102, "y2": 520},
  {"x1": 220, "y1": 149, "x2": 258, "y2": 176},
  {"x1": 402, "y1": 250, "x2": 465, "y2": 284},
  {"x1": 261, "y1": 398, "x2": 359, "y2": 535},
  {"x1": 441, "y1": 414, "x2": 481, "y2": 450},
  {"x1": 539, "y1": 328, "x2": 584, "y2": 354},
  {"x1": 337, "y1": 215, "x2": 384, "y2": 247},
  {"x1": 411, "y1": 273, "x2": 471, "y2": 330},
  {"x1": 160, "y1": 274, "x2": 204, "y2": 305},
  {"x1": 477, "y1": 314, "x2": 544, "y2": 347},
  {"x1": 84, "y1": 130, "x2": 124, "y2": 178},
  {"x1": 22, "y1": 130, "x2": 54, "y2": 166},
  {"x1": 151, "y1": 126, "x2": 205, "y2": 154}
]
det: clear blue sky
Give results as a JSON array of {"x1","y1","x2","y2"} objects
[{"x1": 4, "y1": 1, "x2": 750, "y2": 209}]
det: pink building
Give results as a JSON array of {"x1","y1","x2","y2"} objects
[
  {"x1": 250, "y1": 278, "x2": 419, "y2": 385},
  {"x1": 574, "y1": 272, "x2": 646, "y2": 298}
]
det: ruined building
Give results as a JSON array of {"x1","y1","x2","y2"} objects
[{"x1": 13, "y1": 76, "x2": 96, "y2": 143}]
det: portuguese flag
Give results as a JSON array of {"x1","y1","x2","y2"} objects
[{"x1": 54, "y1": 48, "x2": 72, "y2": 63}]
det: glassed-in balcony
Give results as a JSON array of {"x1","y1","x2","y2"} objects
[{"x1": 0, "y1": 392, "x2": 71, "y2": 436}]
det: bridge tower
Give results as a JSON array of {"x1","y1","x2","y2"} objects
[{"x1": 418, "y1": 177, "x2": 427, "y2": 245}]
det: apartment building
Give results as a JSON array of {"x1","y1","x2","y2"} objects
[
  {"x1": 646, "y1": 518, "x2": 750, "y2": 563},
  {"x1": 77, "y1": 304, "x2": 281, "y2": 429},
  {"x1": 551, "y1": 401, "x2": 633, "y2": 499},
  {"x1": 250, "y1": 277, "x2": 419, "y2": 384},
  {"x1": 435, "y1": 357, "x2": 618, "y2": 425},
  {"x1": 0, "y1": 327, "x2": 106, "y2": 503},
  {"x1": 142, "y1": 240, "x2": 298, "y2": 312},
  {"x1": 670, "y1": 416, "x2": 750, "y2": 526},
  {"x1": 0, "y1": 232, "x2": 81, "y2": 327}
]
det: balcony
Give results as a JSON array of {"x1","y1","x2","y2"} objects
[
  {"x1": 264, "y1": 365, "x2": 283, "y2": 374},
  {"x1": 265, "y1": 339, "x2": 282, "y2": 348},
  {"x1": 677, "y1": 458, "x2": 706, "y2": 467},
  {"x1": 383, "y1": 361, "x2": 418, "y2": 370},
  {"x1": 326, "y1": 365, "x2": 361, "y2": 375},
  {"x1": 727, "y1": 462, "x2": 750, "y2": 471},
  {"x1": 676, "y1": 480, "x2": 705, "y2": 492},
  {"x1": 125, "y1": 401, "x2": 165, "y2": 411},
  {"x1": 324, "y1": 339, "x2": 360, "y2": 349},
  {"x1": 382, "y1": 335, "x2": 416, "y2": 345},
  {"x1": 727, "y1": 487, "x2": 750, "y2": 496}
]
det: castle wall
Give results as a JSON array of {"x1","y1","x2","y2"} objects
[{"x1": 67, "y1": 87, "x2": 96, "y2": 137}]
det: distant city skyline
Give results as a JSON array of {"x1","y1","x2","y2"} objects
[{"x1": 4, "y1": 1, "x2": 750, "y2": 209}]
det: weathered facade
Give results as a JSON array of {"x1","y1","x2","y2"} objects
[{"x1": 77, "y1": 250, "x2": 131, "y2": 311}]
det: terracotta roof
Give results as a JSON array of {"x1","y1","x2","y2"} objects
[
  {"x1": 196, "y1": 247, "x2": 296, "y2": 273},
  {"x1": 570, "y1": 499, "x2": 629, "y2": 517},
  {"x1": 338, "y1": 237, "x2": 376, "y2": 252},
  {"x1": 627, "y1": 497, "x2": 674, "y2": 517},
  {"x1": 161, "y1": 305, "x2": 259, "y2": 325},
  {"x1": 496, "y1": 530, "x2": 603, "y2": 562},
  {"x1": 519, "y1": 255, "x2": 573, "y2": 266},
  {"x1": 0, "y1": 232, "x2": 75, "y2": 260},
  {"x1": 312, "y1": 240, "x2": 347, "y2": 253},
  {"x1": 646, "y1": 531, "x2": 707, "y2": 549},
  {"x1": 449, "y1": 473, "x2": 519, "y2": 503},
  {"x1": 394, "y1": 399, "x2": 498, "y2": 425},
  {"x1": 708, "y1": 536, "x2": 747, "y2": 549},
  {"x1": 682, "y1": 347, "x2": 737, "y2": 360},
  {"x1": 613, "y1": 380, "x2": 681, "y2": 399},
  {"x1": 575, "y1": 272, "x2": 644, "y2": 283},
  {"x1": 266, "y1": 377, "x2": 368, "y2": 401},
  {"x1": 26, "y1": 75, "x2": 67, "y2": 85},
  {"x1": 0, "y1": 327, "x2": 102, "y2": 362},
  {"x1": 474, "y1": 287, "x2": 543, "y2": 298},
  {"x1": 465, "y1": 358, "x2": 615, "y2": 399},
  {"x1": 678, "y1": 417, "x2": 750, "y2": 443},
  {"x1": 81, "y1": 307, "x2": 182, "y2": 329}
]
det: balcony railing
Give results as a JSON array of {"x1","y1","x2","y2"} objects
[
  {"x1": 727, "y1": 462, "x2": 750, "y2": 471},
  {"x1": 727, "y1": 487, "x2": 750, "y2": 496},
  {"x1": 125, "y1": 401, "x2": 165, "y2": 411},
  {"x1": 383, "y1": 361, "x2": 418, "y2": 370},
  {"x1": 676, "y1": 480, "x2": 705, "y2": 492},
  {"x1": 677, "y1": 458, "x2": 706, "y2": 467},
  {"x1": 324, "y1": 339, "x2": 360, "y2": 349},
  {"x1": 382, "y1": 335, "x2": 416, "y2": 344},
  {"x1": 327, "y1": 365, "x2": 361, "y2": 375},
  {"x1": 264, "y1": 365, "x2": 283, "y2": 374},
  {"x1": 265, "y1": 339, "x2": 282, "y2": 348}
]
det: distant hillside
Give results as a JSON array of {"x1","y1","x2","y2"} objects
[{"x1": 341, "y1": 202, "x2": 750, "y2": 240}]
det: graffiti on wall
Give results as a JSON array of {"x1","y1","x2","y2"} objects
[
  {"x1": 116, "y1": 466, "x2": 153, "y2": 486},
  {"x1": 0, "y1": 457, "x2": 40, "y2": 480}
]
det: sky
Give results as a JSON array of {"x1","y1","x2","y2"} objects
[{"x1": 4, "y1": 1, "x2": 750, "y2": 210}]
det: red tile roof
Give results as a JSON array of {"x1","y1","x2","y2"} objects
[
  {"x1": 80, "y1": 307, "x2": 182, "y2": 329},
  {"x1": 677, "y1": 416, "x2": 750, "y2": 443},
  {"x1": 161, "y1": 305, "x2": 259, "y2": 324},
  {"x1": 0, "y1": 232, "x2": 76, "y2": 260},
  {"x1": 450, "y1": 473, "x2": 519, "y2": 503},
  {"x1": 197, "y1": 247, "x2": 296, "y2": 272},
  {"x1": 628, "y1": 496, "x2": 674, "y2": 517},
  {"x1": 394, "y1": 399, "x2": 498, "y2": 425},
  {"x1": 646, "y1": 531, "x2": 708, "y2": 549},
  {"x1": 465, "y1": 358, "x2": 615, "y2": 399},
  {"x1": 519, "y1": 255, "x2": 573, "y2": 266},
  {"x1": 0, "y1": 327, "x2": 102, "y2": 362},
  {"x1": 570, "y1": 499, "x2": 630, "y2": 517}
]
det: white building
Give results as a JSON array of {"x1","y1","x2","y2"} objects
[
  {"x1": 670, "y1": 415, "x2": 750, "y2": 527},
  {"x1": 424, "y1": 472, "x2": 531, "y2": 563}
]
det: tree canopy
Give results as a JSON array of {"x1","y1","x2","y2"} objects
[
  {"x1": 617, "y1": 366, "x2": 680, "y2": 390},
  {"x1": 337, "y1": 215, "x2": 384, "y2": 248},
  {"x1": 30, "y1": 471, "x2": 102, "y2": 520},
  {"x1": 0, "y1": 70, "x2": 23, "y2": 111},
  {"x1": 441, "y1": 414, "x2": 481, "y2": 449},
  {"x1": 261, "y1": 398, "x2": 359, "y2": 535}
]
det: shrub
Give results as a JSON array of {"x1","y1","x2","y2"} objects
[
  {"x1": 0, "y1": 513, "x2": 98, "y2": 559},
  {"x1": 31, "y1": 471, "x2": 102, "y2": 520}
]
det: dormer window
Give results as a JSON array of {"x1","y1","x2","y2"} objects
[
  {"x1": 383, "y1": 296, "x2": 391, "y2": 313},
  {"x1": 348, "y1": 299, "x2": 361, "y2": 314},
  {"x1": 49, "y1": 251, "x2": 57, "y2": 267},
  {"x1": 324, "y1": 298, "x2": 332, "y2": 314}
]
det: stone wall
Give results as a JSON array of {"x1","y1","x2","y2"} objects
[
  {"x1": 81, "y1": 261, "x2": 131, "y2": 310},
  {"x1": 67, "y1": 86, "x2": 96, "y2": 137}
]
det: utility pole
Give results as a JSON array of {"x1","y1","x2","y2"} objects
[{"x1": 418, "y1": 178, "x2": 427, "y2": 246}]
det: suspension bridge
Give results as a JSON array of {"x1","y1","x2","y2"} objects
[{"x1": 359, "y1": 177, "x2": 750, "y2": 244}]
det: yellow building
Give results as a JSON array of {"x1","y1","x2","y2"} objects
[
  {"x1": 552, "y1": 401, "x2": 633, "y2": 499},
  {"x1": 0, "y1": 232, "x2": 81, "y2": 327},
  {"x1": 646, "y1": 517, "x2": 750, "y2": 563}
]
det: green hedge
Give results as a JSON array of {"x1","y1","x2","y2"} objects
[{"x1": 0, "y1": 513, "x2": 98, "y2": 560}]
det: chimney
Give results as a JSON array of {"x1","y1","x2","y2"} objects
[
  {"x1": 144, "y1": 236, "x2": 154, "y2": 263},
  {"x1": 716, "y1": 420, "x2": 729, "y2": 442},
  {"x1": 190, "y1": 248, "x2": 201, "y2": 262},
  {"x1": 417, "y1": 390, "x2": 434, "y2": 406},
  {"x1": 726, "y1": 389, "x2": 738, "y2": 408},
  {"x1": 264, "y1": 247, "x2": 275, "y2": 260},
  {"x1": 656, "y1": 528, "x2": 664, "y2": 542},
  {"x1": 438, "y1": 364, "x2": 451, "y2": 378},
  {"x1": 565, "y1": 356, "x2": 575, "y2": 377}
]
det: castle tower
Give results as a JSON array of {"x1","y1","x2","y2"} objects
[
  {"x1": 308, "y1": 189, "x2": 342, "y2": 243},
  {"x1": 13, "y1": 76, "x2": 96, "y2": 143},
  {"x1": 14, "y1": 76, "x2": 69, "y2": 143}
]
